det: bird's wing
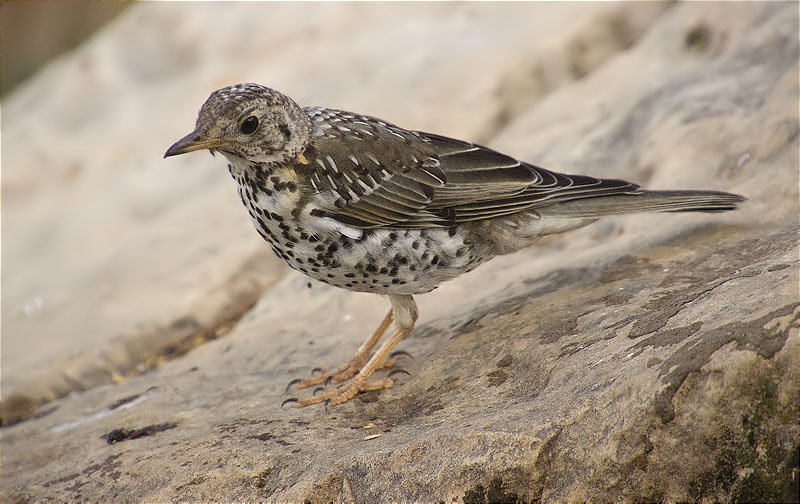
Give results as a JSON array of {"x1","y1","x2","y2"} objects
[
  {"x1": 420, "y1": 132, "x2": 642, "y2": 223},
  {"x1": 298, "y1": 108, "x2": 640, "y2": 228}
]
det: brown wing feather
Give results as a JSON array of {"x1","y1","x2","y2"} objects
[{"x1": 300, "y1": 109, "x2": 641, "y2": 228}]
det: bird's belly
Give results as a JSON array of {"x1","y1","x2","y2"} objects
[
  {"x1": 298, "y1": 227, "x2": 490, "y2": 295},
  {"x1": 246, "y1": 205, "x2": 489, "y2": 294}
]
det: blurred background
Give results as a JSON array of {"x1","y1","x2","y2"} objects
[{"x1": 1, "y1": 1, "x2": 129, "y2": 96}]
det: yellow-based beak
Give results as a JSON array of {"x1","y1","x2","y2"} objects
[{"x1": 164, "y1": 130, "x2": 225, "y2": 158}]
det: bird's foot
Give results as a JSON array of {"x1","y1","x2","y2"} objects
[
  {"x1": 287, "y1": 299, "x2": 416, "y2": 408},
  {"x1": 287, "y1": 309, "x2": 396, "y2": 391},
  {"x1": 295, "y1": 357, "x2": 368, "y2": 389},
  {"x1": 297, "y1": 375, "x2": 394, "y2": 408},
  {"x1": 288, "y1": 350, "x2": 410, "y2": 391}
]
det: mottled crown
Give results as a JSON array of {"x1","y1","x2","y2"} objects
[{"x1": 198, "y1": 83, "x2": 280, "y2": 125}]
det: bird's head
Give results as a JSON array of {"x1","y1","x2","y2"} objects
[{"x1": 164, "y1": 83, "x2": 312, "y2": 165}]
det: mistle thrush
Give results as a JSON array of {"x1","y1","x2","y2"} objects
[{"x1": 165, "y1": 83, "x2": 745, "y2": 407}]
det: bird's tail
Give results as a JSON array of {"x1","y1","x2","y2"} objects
[{"x1": 537, "y1": 189, "x2": 746, "y2": 218}]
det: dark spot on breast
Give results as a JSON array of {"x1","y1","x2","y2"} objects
[{"x1": 256, "y1": 218, "x2": 270, "y2": 233}]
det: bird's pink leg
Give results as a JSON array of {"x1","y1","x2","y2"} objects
[
  {"x1": 297, "y1": 294, "x2": 417, "y2": 407},
  {"x1": 296, "y1": 309, "x2": 393, "y2": 388},
  {"x1": 297, "y1": 324, "x2": 413, "y2": 407}
]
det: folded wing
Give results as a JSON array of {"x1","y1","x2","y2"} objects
[{"x1": 300, "y1": 109, "x2": 644, "y2": 229}]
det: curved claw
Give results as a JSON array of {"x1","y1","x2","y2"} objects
[
  {"x1": 311, "y1": 367, "x2": 325, "y2": 375},
  {"x1": 285, "y1": 378, "x2": 302, "y2": 393},
  {"x1": 324, "y1": 375, "x2": 334, "y2": 387},
  {"x1": 389, "y1": 350, "x2": 413, "y2": 360},
  {"x1": 387, "y1": 368, "x2": 411, "y2": 379},
  {"x1": 313, "y1": 387, "x2": 326, "y2": 396},
  {"x1": 281, "y1": 397, "x2": 299, "y2": 408}
]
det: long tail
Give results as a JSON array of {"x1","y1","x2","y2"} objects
[{"x1": 537, "y1": 189, "x2": 746, "y2": 218}]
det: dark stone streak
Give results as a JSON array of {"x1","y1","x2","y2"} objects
[{"x1": 652, "y1": 303, "x2": 798, "y2": 424}]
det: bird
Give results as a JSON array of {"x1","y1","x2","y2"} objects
[{"x1": 164, "y1": 83, "x2": 745, "y2": 408}]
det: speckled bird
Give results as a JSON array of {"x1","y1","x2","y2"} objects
[{"x1": 165, "y1": 83, "x2": 744, "y2": 407}]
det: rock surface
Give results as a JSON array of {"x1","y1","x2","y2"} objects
[{"x1": 2, "y1": 2, "x2": 798, "y2": 502}]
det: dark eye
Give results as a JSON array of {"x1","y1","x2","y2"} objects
[{"x1": 240, "y1": 115, "x2": 259, "y2": 134}]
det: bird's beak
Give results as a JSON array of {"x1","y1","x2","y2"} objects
[{"x1": 164, "y1": 130, "x2": 225, "y2": 158}]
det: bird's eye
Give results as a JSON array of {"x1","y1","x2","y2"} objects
[{"x1": 240, "y1": 115, "x2": 259, "y2": 134}]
